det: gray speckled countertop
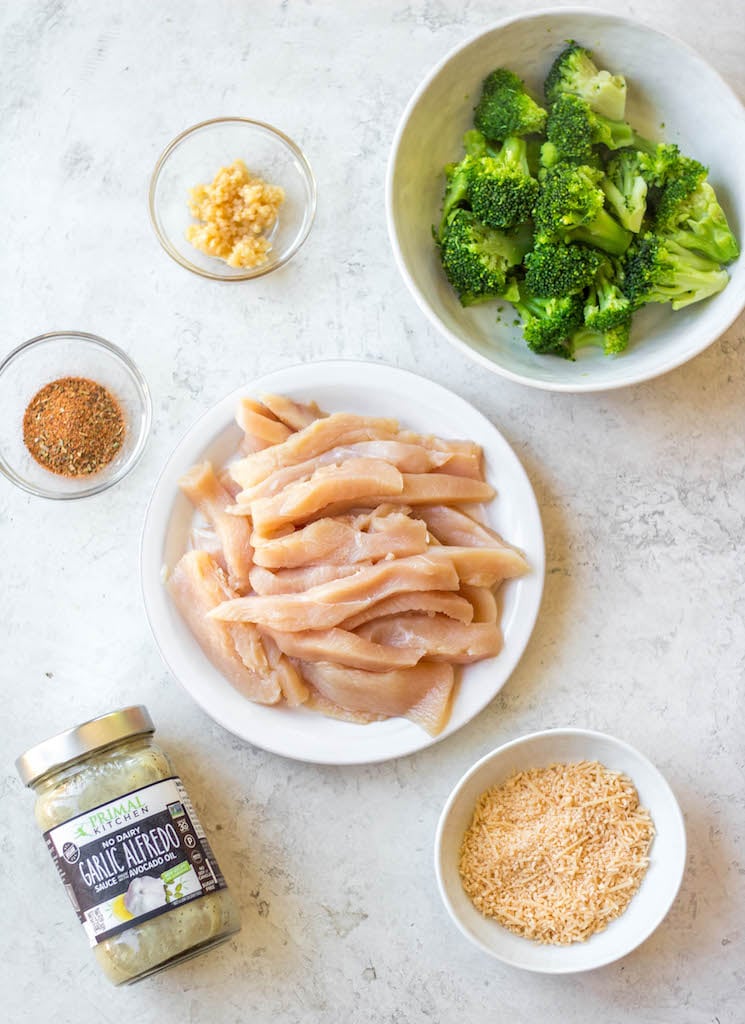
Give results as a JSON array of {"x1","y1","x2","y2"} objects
[{"x1": 1, "y1": 2, "x2": 744, "y2": 1022}]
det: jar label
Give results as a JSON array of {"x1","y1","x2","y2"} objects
[{"x1": 43, "y1": 776, "x2": 228, "y2": 946}]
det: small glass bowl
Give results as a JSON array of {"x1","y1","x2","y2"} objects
[
  {"x1": 0, "y1": 332, "x2": 152, "y2": 500},
  {"x1": 149, "y1": 117, "x2": 317, "y2": 281}
]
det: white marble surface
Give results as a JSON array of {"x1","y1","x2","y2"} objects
[{"x1": 1, "y1": 1, "x2": 744, "y2": 1021}]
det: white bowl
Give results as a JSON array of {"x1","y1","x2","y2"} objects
[
  {"x1": 386, "y1": 8, "x2": 745, "y2": 391},
  {"x1": 435, "y1": 728, "x2": 686, "y2": 972},
  {"x1": 141, "y1": 360, "x2": 544, "y2": 765}
]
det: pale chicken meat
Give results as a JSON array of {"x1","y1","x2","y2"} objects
[
  {"x1": 340, "y1": 590, "x2": 475, "y2": 631},
  {"x1": 261, "y1": 634, "x2": 309, "y2": 706},
  {"x1": 250, "y1": 458, "x2": 404, "y2": 536},
  {"x1": 167, "y1": 551, "x2": 281, "y2": 704},
  {"x1": 178, "y1": 462, "x2": 254, "y2": 591},
  {"x1": 232, "y1": 442, "x2": 455, "y2": 508},
  {"x1": 167, "y1": 393, "x2": 529, "y2": 734},
  {"x1": 357, "y1": 613, "x2": 503, "y2": 664},
  {"x1": 229, "y1": 412, "x2": 401, "y2": 489},
  {"x1": 252, "y1": 510, "x2": 428, "y2": 569},
  {"x1": 311, "y1": 474, "x2": 495, "y2": 520},
  {"x1": 249, "y1": 562, "x2": 367, "y2": 595},
  {"x1": 300, "y1": 661, "x2": 456, "y2": 736},
  {"x1": 260, "y1": 393, "x2": 325, "y2": 431},
  {"x1": 422, "y1": 544, "x2": 529, "y2": 587},
  {"x1": 418, "y1": 505, "x2": 519, "y2": 549},
  {"x1": 209, "y1": 555, "x2": 460, "y2": 631},
  {"x1": 236, "y1": 398, "x2": 293, "y2": 446},
  {"x1": 263, "y1": 626, "x2": 426, "y2": 671}
]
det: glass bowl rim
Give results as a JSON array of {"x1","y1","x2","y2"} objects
[
  {"x1": 0, "y1": 330, "x2": 152, "y2": 500},
  {"x1": 148, "y1": 116, "x2": 317, "y2": 281}
]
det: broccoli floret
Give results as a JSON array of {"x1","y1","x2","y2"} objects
[
  {"x1": 546, "y1": 94, "x2": 654, "y2": 164},
  {"x1": 545, "y1": 41, "x2": 627, "y2": 121},
  {"x1": 535, "y1": 163, "x2": 633, "y2": 256},
  {"x1": 466, "y1": 136, "x2": 540, "y2": 229},
  {"x1": 638, "y1": 143, "x2": 701, "y2": 188},
  {"x1": 474, "y1": 68, "x2": 547, "y2": 141},
  {"x1": 583, "y1": 260, "x2": 632, "y2": 331},
  {"x1": 623, "y1": 232, "x2": 730, "y2": 310},
  {"x1": 654, "y1": 172, "x2": 739, "y2": 265},
  {"x1": 602, "y1": 151, "x2": 648, "y2": 233},
  {"x1": 439, "y1": 208, "x2": 527, "y2": 304},
  {"x1": 438, "y1": 131, "x2": 493, "y2": 239},
  {"x1": 571, "y1": 317, "x2": 632, "y2": 355},
  {"x1": 524, "y1": 239, "x2": 603, "y2": 297},
  {"x1": 513, "y1": 284, "x2": 584, "y2": 358}
]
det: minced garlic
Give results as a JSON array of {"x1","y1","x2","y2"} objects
[{"x1": 186, "y1": 159, "x2": 285, "y2": 269}]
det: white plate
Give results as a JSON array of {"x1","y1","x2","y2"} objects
[
  {"x1": 435, "y1": 729, "x2": 687, "y2": 972},
  {"x1": 141, "y1": 360, "x2": 545, "y2": 764}
]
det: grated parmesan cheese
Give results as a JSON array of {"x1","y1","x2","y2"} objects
[{"x1": 459, "y1": 761, "x2": 655, "y2": 945}]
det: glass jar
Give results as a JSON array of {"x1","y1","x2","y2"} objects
[{"x1": 16, "y1": 706, "x2": 240, "y2": 985}]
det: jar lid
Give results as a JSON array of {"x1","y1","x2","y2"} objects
[{"x1": 15, "y1": 706, "x2": 155, "y2": 787}]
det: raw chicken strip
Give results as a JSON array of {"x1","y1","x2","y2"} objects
[
  {"x1": 260, "y1": 393, "x2": 325, "y2": 431},
  {"x1": 167, "y1": 551, "x2": 281, "y2": 704},
  {"x1": 300, "y1": 661, "x2": 455, "y2": 736},
  {"x1": 249, "y1": 563, "x2": 367, "y2": 595},
  {"x1": 209, "y1": 555, "x2": 460, "y2": 631},
  {"x1": 229, "y1": 413, "x2": 400, "y2": 489},
  {"x1": 303, "y1": 687, "x2": 385, "y2": 724},
  {"x1": 431, "y1": 451, "x2": 484, "y2": 479},
  {"x1": 252, "y1": 511, "x2": 428, "y2": 569},
  {"x1": 316, "y1": 473, "x2": 495, "y2": 518},
  {"x1": 358, "y1": 613, "x2": 503, "y2": 664},
  {"x1": 236, "y1": 398, "x2": 293, "y2": 446},
  {"x1": 423, "y1": 545, "x2": 529, "y2": 586},
  {"x1": 340, "y1": 590, "x2": 474, "y2": 631},
  {"x1": 178, "y1": 462, "x2": 253, "y2": 591},
  {"x1": 261, "y1": 634, "x2": 309, "y2": 706},
  {"x1": 233, "y1": 442, "x2": 454, "y2": 506},
  {"x1": 460, "y1": 584, "x2": 499, "y2": 624},
  {"x1": 250, "y1": 458, "x2": 404, "y2": 536},
  {"x1": 418, "y1": 505, "x2": 515, "y2": 549},
  {"x1": 264, "y1": 627, "x2": 425, "y2": 670},
  {"x1": 397, "y1": 430, "x2": 483, "y2": 457}
]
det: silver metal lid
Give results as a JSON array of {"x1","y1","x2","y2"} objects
[{"x1": 15, "y1": 706, "x2": 155, "y2": 788}]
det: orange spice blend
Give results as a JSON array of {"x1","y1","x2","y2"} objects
[{"x1": 23, "y1": 377, "x2": 126, "y2": 478}]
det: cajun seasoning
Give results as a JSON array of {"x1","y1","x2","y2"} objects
[{"x1": 23, "y1": 377, "x2": 126, "y2": 478}]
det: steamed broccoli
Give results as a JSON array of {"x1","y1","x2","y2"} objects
[
  {"x1": 601, "y1": 150, "x2": 648, "y2": 233},
  {"x1": 438, "y1": 131, "x2": 492, "y2": 238},
  {"x1": 434, "y1": 45, "x2": 739, "y2": 362},
  {"x1": 534, "y1": 163, "x2": 633, "y2": 256},
  {"x1": 546, "y1": 94, "x2": 654, "y2": 164},
  {"x1": 545, "y1": 41, "x2": 627, "y2": 121},
  {"x1": 513, "y1": 284, "x2": 584, "y2": 358},
  {"x1": 466, "y1": 136, "x2": 540, "y2": 229},
  {"x1": 571, "y1": 317, "x2": 632, "y2": 355},
  {"x1": 583, "y1": 260, "x2": 632, "y2": 332},
  {"x1": 474, "y1": 68, "x2": 547, "y2": 141},
  {"x1": 638, "y1": 143, "x2": 701, "y2": 189},
  {"x1": 524, "y1": 239, "x2": 603, "y2": 297},
  {"x1": 653, "y1": 168, "x2": 740, "y2": 264},
  {"x1": 439, "y1": 208, "x2": 528, "y2": 304},
  {"x1": 623, "y1": 232, "x2": 729, "y2": 310}
]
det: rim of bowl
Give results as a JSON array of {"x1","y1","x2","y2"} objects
[
  {"x1": 148, "y1": 116, "x2": 318, "y2": 281},
  {"x1": 385, "y1": 6, "x2": 745, "y2": 393},
  {"x1": 434, "y1": 726, "x2": 687, "y2": 973},
  {"x1": 0, "y1": 331, "x2": 152, "y2": 500}
]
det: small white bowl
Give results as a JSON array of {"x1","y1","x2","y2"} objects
[
  {"x1": 435, "y1": 729, "x2": 686, "y2": 972},
  {"x1": 386, "y1": 8, "x2": 745, "y2": 391}
]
